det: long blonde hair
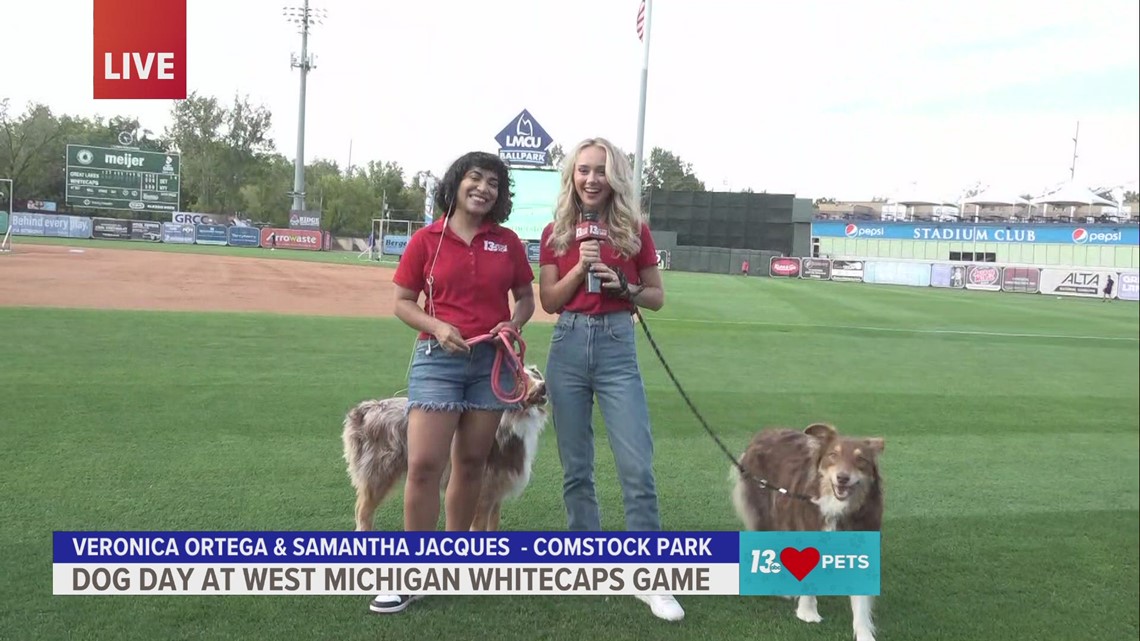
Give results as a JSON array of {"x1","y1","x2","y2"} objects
[{"x1": 545, "y1": 137, "x2": 643, "y2": 258}]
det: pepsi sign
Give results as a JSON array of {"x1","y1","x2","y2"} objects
[
  {"x1": 843, "y1": 223, "x2": 886, "y2": 238},
  {"x1": 494, "y1": 109, "x2": 554, "y2": 167},
  {"x1": 1071, "y1": 227, "x2": 1123, "y2": 244}
]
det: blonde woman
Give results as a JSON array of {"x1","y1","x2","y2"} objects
[{"x1": 537, "y1": 137, "x2": 682, "y2": 622}]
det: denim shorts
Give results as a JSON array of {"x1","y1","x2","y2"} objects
[{"x1": 406, "y1": 338, "x2": 522, "y2": 413}]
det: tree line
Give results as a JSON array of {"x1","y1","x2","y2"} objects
[{"x1": 1, "y1": 93, "x2": 712, "y2": 237}]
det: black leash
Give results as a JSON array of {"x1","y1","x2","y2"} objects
[{"x1": 630, "y1": 306, "x2": 818, "y2": 503}]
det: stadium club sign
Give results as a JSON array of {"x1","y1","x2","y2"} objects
[
  {"x1": 812, "y1": 222, "x2": 1139, "y2": 246},
  {"x1": 494, "y1": 109, "x2": 553, "y2": 167}
]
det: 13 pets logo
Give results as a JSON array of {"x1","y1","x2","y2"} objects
[{"x1": 738, "y1": 532, "x2": 880, "y2": 596}]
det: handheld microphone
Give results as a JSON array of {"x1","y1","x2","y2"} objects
[{"x1": 576, "y1": 211, "x2": 608, "y2": 294}]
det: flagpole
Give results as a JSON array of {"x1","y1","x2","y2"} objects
[{"x1": 633, "y1": 0, "x2": 652, "y2": 212}]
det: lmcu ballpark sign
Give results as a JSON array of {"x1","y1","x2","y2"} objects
[
  {"x1": 813, "y1": 221, "x2": 1139, "y2": 246},
  {"x1": 495, "y1": 109, "x2": 553, "y2": 167},
  {"x1": 93, "y1": 0, "x2": 187, "y2": 100}
]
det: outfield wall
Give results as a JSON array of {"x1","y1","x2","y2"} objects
[
  {"x1": 769, "y1": 255, "x2": 1139, "y2": 301},
  {"x1": 5, "y1": 212, "x2": 329, "y2": 252},
  {"x1": 813, "y1": 221, "x2": 1140, "y2": 269}
]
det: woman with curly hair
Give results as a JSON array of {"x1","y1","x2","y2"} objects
[
  {"x1": 371, "y1": 151, "x2": 536, "y2": 614},
  {"x1": 537, "y1": 137, "x2": 682, "y2": 622}
]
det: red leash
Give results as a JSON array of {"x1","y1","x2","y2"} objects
[{"x1": 465, "y1": 326, "x2": 528, "y2": 404}]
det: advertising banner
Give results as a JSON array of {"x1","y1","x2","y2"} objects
[
  {"x1": 1039, "y1": 268, "x2": 1118, "y2": 298},
  {"x1": 656, "y1": 250, "x2": 671, "y2": 270},
  {"x1": 830, "y1": 259, "x2": 865, "y2": 282},
  {"x1": 24, "y1": 199, "x2": 58, "y2": 212},
  {"x1": 812, "y1": 221, "x2": 1139, "y2": 246},
  {"x1": 92, "y1": 217, "x2": 131, "y2": 240},
  {"x1": 227, "y1": 226, "x2": 261, "y2": 248},
  {"x1": 12, "y1": 212, "x2": 64, "y2": 237},
  {"x1": 799, "y1": 258, "x2": 831, "y2": 280},
  {"x1": 195, "y1": 224, "x2": 228, "y2": 246},
  {"x1": 1001, "y1": 267, "x2": 1041, "y2": 294},
  {"x1": 864, "y1": 261, "x2": 931, "y2": 287},
  {"x1": 964, "y1": 264, "x2": 1002, "y2": 291},
  {"x1": 1118, "y1": 272, "x2": 1139, "y2": 302},
  {"x1": 382, "y1": 234, "x2": 410, "y2": 256},
  {"x1": 130, "y1": 220, "x2": 162, "y2": 242},
  {"x1": 259, "y1": 227, "x2": 323, "y2": 251},
  {"x1": 524, "y1": 241, "x2": 541, "y2": 263},
  {"x1": 162, "y1": 222, "x2": 196, "y2": 244},
  {"x1": 172, "y1": 212, "x2": 219, "y2": 226},
  {"x1": 930, "y1": 263, "x2": 966, "y2": 288},
  {"x1": 769, "y1": 257, "x2": 800, "y2": 277},
  {"x1": 289, "y1": 210, "x2": 322, "y2": 230},
  {"x1": 69, "y1": 216, "x2": 92, "y2": 239}
]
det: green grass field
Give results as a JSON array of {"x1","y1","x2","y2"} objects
[{"x1": 2, "y1": 257, "x2": 1138, "y2": 641}]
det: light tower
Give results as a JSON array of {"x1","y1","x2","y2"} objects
[{"x1": 283, "y1": 1, "x2": 327, "y2": 212}]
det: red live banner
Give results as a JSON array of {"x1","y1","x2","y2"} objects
[{"x1": 93, "y1": 0, "x2": 187, "y2": 100}]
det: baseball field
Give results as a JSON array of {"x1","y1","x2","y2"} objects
[{"x1": 2, "y1": 237, "x2": 1137, "y2": 641}]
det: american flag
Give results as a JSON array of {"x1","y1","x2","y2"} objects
[{"x1": 636, "y1": 0, "x2": 646, "y2": 41}]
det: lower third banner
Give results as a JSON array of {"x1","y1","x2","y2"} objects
[{"x1": 52, "y1": 531, "x2": 880, "y2": 597}]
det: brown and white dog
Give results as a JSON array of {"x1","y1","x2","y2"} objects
[
  {"x1": 730, "y1": 422, "x2": 885, "y2": 641},
  {"x1": 342, "y1": 365, "x2": 549, "y2": 532}
]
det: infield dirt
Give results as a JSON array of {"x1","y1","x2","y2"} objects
[{"x1": 0, "y1": 244, "x2": 559, "y2": 322}]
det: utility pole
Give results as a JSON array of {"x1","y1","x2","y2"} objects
[
  {"x1": 633, "y1": 0, "x2": 653, "y2": 210},
  {"x1": 1069, "y1": 121, "x2": 1079, "y2": 182},
  {"x1": 283, "y1": 0, "x2": 327, "y2": 212}
]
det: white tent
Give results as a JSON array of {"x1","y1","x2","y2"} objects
[
  {"x1": 1031, "y1": 183, "x2": 1115, "y2": 208},
  {"x1": 961, "y1": 189, "x2": 1031, "y2": 207},
  {"x1": 889, "y1": 186, "x2": 959, "y2": 220},
  {"x1": 961, "y1": 189, "x2": 1031, "y2": 220}
]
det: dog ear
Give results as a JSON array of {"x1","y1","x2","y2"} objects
[
  {"x1": 863, "y1": 438, "x2": 885, "y2": 455},
  {"x1": 804, "y1": 423, "x2": 837, "y2": 443}
]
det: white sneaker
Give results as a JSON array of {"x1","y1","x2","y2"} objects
[
  {"x1": 369, "y1": 593, "x2": 423, "y2": 614},
  {"x1": 635, "y1": 594, "x2": 685, "y2": 621}
]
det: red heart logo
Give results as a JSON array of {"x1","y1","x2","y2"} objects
[{"x1": 780, "y1": 547, "x2": 821, "y2": 581}]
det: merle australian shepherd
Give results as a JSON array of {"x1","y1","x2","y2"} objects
[
  {"x1": 731, "y1": 422, "x2": 885, "y2": 641},
  {"x1": 342, "y1": 365, "x2": 549, "y2": 532}
]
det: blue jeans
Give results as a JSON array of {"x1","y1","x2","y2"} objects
[
  {"x1": 545, "y1": 310, "x2": 661, "y2": 531},
  {"x1": 406, "y1": 339, "x2": 522, "y2": 413}
]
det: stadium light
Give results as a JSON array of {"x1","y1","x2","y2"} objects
[{"x1": 282, "y1": 1, "x2": 328, "y2": 212}]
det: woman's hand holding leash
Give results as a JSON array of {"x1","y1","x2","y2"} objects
[
  {"x1": 430, "y1": 321, "x2": 470, "y2": 354},
  {"x1": 589, "y1": 263, "x2": 642, "y2": 301},
  {"x1": 489, "y1": 319, "x2": 521, "y2": 336}
]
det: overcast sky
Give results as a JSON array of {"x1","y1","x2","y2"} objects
[{"x1": 6, "y1": 0, "x2": 1139, "y2": 201}]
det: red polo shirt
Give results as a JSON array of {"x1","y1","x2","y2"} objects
[
  {"x1": 538, "y1": 220, "x2": 658, "y2": 315},
  {"x1": 393, "y1": 218, "x2": 535, "y2": 340}
]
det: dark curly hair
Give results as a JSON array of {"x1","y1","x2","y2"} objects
[{"x1": 434, "y1": 151, "x2": 514, "y2": 224}]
